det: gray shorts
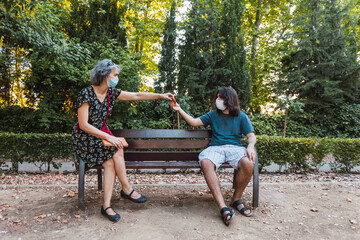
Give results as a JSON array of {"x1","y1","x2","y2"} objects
[{"x1": 199, "y1": 145, "x2": 247, "y2": 170}]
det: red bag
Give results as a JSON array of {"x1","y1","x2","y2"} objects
[{"x1": 76, "y1": 89, "x2": 113, "y2": 136}]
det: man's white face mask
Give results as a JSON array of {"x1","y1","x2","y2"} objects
[{"x1": 216, "y1": 99, "x2": 226, "y2": 111}]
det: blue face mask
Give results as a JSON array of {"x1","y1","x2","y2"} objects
[{"x1": 107, "y1": 78, "x2": 119, "y2": 88}]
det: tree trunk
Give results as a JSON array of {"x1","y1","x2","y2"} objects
[{"x1": 139, "y1": 0, "x2": 151, "y2": 58}]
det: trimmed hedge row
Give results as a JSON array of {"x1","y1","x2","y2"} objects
[
  {"x1": 0, "y1": 133, "x2": 359, "y2": 172},
  {"x1": 0, "y1": 132, "x2": 74, "y2": 171},
  {"x1": 256, "y1": 136, "x2": 360, "y2": 172}
]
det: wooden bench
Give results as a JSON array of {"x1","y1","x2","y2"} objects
[{"x1": 78, "y1": 129, "x2": 259, "y2": 210}]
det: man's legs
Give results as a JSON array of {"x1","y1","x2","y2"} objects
[
  {"x1": 231, "y1": 156, "x2": 254, "y2": 215},
  {"x1": 201, "y1": 159, "x2": 232, "y2": 221}
]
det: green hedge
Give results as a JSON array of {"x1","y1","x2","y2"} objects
[
  {"x1": 1, "y1": 133, "x2": 359, "y2": 172},
  {"x1": 256, "y1": 136, "x2": 360, "y2": 172},
  {"x1": 0, "y1": 132, "x2": 74, "y2": 171}
]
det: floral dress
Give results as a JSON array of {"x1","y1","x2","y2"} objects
[{"x1": 72, "y1": 86, "x2": 121, "y2": 167}]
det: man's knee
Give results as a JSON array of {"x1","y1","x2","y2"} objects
[
  {"x1": 201, "y1": 159, "x2": 216, "y2": 171},
  {"x1": 238, "y1": 157, "x2": 254, "y2": 171}
]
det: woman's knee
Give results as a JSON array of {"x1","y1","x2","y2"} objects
[
  {"x1": 112, "y1": 149, "x2": 124, "y2": 160},
  {"x1": 102, "y1": 158, "x2": 115, "y2": 169}
]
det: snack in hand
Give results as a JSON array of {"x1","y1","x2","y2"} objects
[
  {"x1": 102, "y1": 137, "x2": 128, "y2": 147},
  {"x1": 170, "y1": 95, "x2": 177, "y2": 104}
]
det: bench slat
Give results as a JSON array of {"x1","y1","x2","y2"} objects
[
  {"x1": 84, "y1": 162, "x2": 232, "y2": 169},
  {"x1": 125, "y1": 162, "x2": 232, "y2": 169},
  {"x1": 126, "y1": 140, "x2": 210, "y2": 149},
  {"x1": 124, "y1": 152, "x2": 201, "y2": 161},
  {"x1": 111, "y1": 129, "x2": 212, "y2": 139}
]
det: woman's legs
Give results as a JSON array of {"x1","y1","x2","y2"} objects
[
  {"x1": 102, "y1": 158, "x2": 117, "y2": 215},
  {"x1": 112, "y1": 149, "x2": 141, "y2": 199}
]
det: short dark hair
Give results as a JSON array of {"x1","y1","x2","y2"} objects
[
  {"x1": 214, "y1": 87, "x2": 240, "y2": 116},
  {"x1": 90, "y1": 59, "x2": 121, "y2": 86}
]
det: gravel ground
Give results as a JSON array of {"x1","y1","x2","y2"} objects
[
  {"x1": 1, "y1": 171, "x2": 360, "y2": 240},
  {"x1": 0, "y1": 171, "x2": 359, "y2": 186}
]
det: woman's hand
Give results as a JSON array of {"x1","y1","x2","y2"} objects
[
  {"x1": 106, "y1": 135, "x2": 124, "y2": 149},
  {"x1": 162, "y1": 93, "x2": 174, "y2": 100},
  {"x1": 169, "y1": 101, "x2": 181, "y2": 111}
]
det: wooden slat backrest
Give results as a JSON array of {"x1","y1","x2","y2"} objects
[
  {"x1": 125, "y1": 140, "x2": 209, "y2": 149},
  {"x1": 124, "y1": 152, "x2": 200, "y2": 161},
  {"x1": 111, "y1": 129, "x2": 212, "y2": 139},
  {"x1": 111, "y1": 129, "x2": 212, "y2": 150}
]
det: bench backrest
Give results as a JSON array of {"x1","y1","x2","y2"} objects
[
  {"x1": 111, "y1": 129, "x2": 246, "y2": 164},
  {"x1": 111, "y1": 129, "x2": 211, "y2": 162},
  {"x1": 111, "y1": 129, "x2": 211, "y2": 149}
]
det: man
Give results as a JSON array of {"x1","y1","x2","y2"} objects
[{"x1": 170, "y1": 87, "x2": 256, "y2": 226}]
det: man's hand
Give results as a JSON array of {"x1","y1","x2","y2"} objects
[
  {"x1": 245, "y1": 132, "x2": 256, "y2": 163},
  {"x1": 169, "y1": 101, "x2": 181, "y2": 111},
  {"x1": 246, "y1": 146, "x2": 256, "y2": 164}
]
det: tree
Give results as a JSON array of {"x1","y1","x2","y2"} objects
[
  {"x1": 66, "y1": 0, "x2": 127, "y2": 48},
  {"x1": 276, "y1": 96, "x2": 304, "y2": 137},
  {"x1": 178, "y1": 0, "x2": 249, "y2": 114},
  {"x1": 178, "y1": 0, "x2": 223, "y2": 114},
  {"x1": 278, "y1": 0, "x2": 360, "y2": 112},
  {"x1": 125, "y1": 0, "x2": 180, "y2": 85},
  {"x1": 155, "y1": 0, "x2": 177, "y2": 93},
  {"x1": 0, "y1": 0, "x2": 142, "y2": 132},
  {"x1": 243, "y1": 0, "x2": 299, "y2": 113},
  {"x1": 221, "y1": 0, "x2": 250, "y2": 109}
]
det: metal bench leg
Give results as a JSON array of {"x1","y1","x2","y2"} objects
[
  {"x1": 252, "y1": 148, "x2": 259, "y2": 208},
  {"x1": 233, "y1": 169, "x2": 238, "y2": 189},
  {"x1": 78, "y1": 159, "x2": 85, "y2": 210},
  {"x1": 97, "y1": 168, "x2": 102, "y2": 191}
]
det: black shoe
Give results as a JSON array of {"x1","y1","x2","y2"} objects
[
  {"x1": 101, "y1": 206, "x2": 121, "y2": 222},
  {"x1": 121, "y1": 189, "x2": 148, "y2": 203}
]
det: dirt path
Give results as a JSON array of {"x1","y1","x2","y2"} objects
[{"x1": 1, "y1": 180, "x2": 359, "y2": 240}]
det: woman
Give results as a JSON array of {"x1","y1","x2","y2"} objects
[{"x1": 72, "y1": 59, "x2": 173, "y2": 222}]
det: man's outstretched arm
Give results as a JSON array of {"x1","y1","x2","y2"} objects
[{"x1": 169, "y1": 102, "x2": 203, "y2": 127}]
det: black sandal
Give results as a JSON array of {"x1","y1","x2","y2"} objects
[
  {"x1": 220, "y1": 207, "x2": 234, "y2": 226},
  {"x1": 230, "y1": 199, "x2": 253, "y2": 217},
  {"x1": 121, "y1": 189, "x2": 148, "y2": 203},
  {"x1": 101, "y1": 206, "x2": 121, "y2": 222}
]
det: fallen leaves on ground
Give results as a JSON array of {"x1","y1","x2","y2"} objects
[
  {"x1": 63, "y1": 191, "x2": 76, "y2": 198},
  {"x1": 1, "y1": 171, "x2": 359, "y2": 186}
]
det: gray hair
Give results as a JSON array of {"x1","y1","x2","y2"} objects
[{"x1": 90, "y1": 59, "x2": 121, "y2": 86}]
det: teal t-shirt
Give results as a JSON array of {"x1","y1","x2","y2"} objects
[{"x1": 199, "y1": 110, "x2": 254, "y2": 146}]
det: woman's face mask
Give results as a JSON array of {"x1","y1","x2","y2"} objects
[
  {"x1": 107, "y1": 77, "x2": 119, "y2": 88},
  {"x1": 216, "y1": 99, "x2": 226, "y2": 111}
]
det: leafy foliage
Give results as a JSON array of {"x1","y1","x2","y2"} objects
[
  {"x1": 256, "y1": 135, "x2": 360, "y2": 172},
  {"x1": 156, "y1": 0, "x2": 177, "y2": 93},
  {"x1": 278, "y1": 0, "x2": 360, "y2": 112},
  {"x1": 250, "y1": 103, "x2": 360, "y2": 138},
  {"x1": 178, "y1": 0, "x2": 250, "y2": 115}
]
